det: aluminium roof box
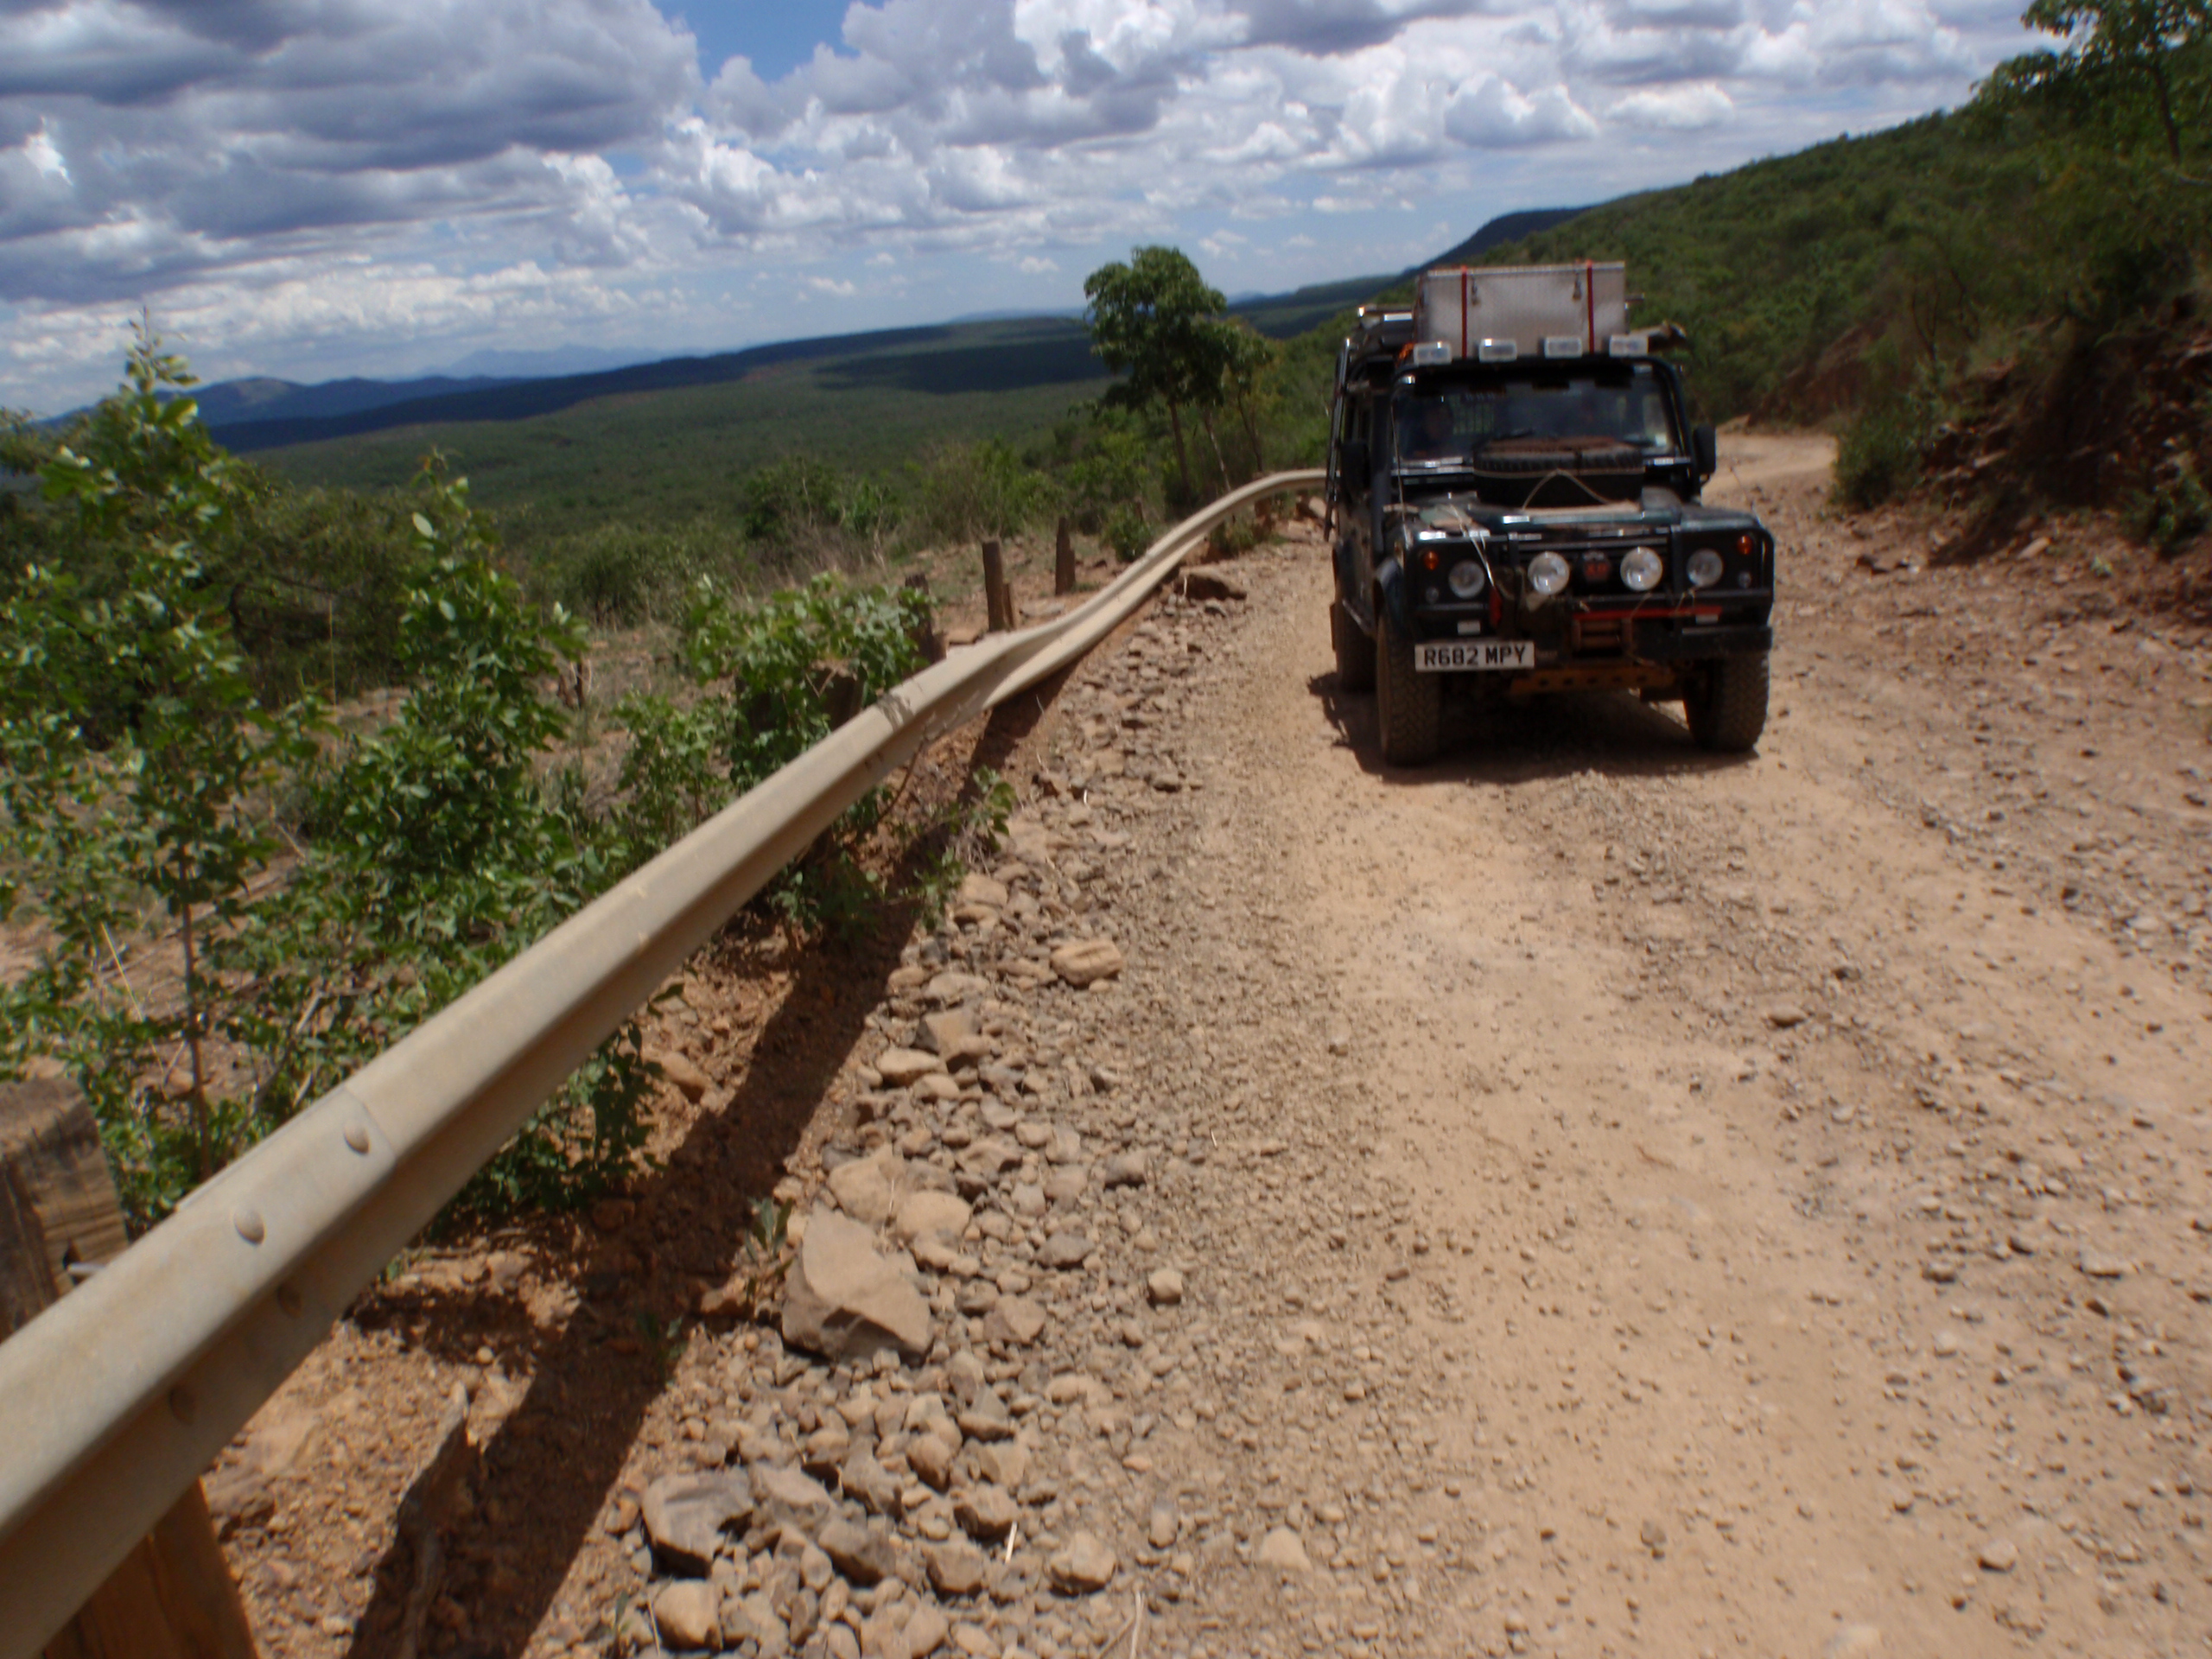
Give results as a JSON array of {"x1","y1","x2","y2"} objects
[{"x1": 1414, "y1": 262, "x2": 1630, "y2": 363}]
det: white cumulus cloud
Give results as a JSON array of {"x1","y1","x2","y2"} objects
[{"x1": 0, "y1": 0, "x2": 2043, "y2": 410}]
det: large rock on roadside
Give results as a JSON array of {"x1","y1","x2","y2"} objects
[
  {"x1": 926, "y1": 1540, "x2": 990, "y2": 1598},
  {"x1": 652, "y1": 1580, "x2": 721, "y2": 1650},
  {"x1": 1047, "y1": 1530, "x2": 1117, "y2": 1593},
  {"x1": 919, "y1": 1007, "x2": 992, "y2": 1066},
  {"x1": 1256, "y1": 1527, "x2": 1313, "y2": 1573},
  {"x1": 957, "y1": 873, "x2": 1009, "y2": 910},
  {"x1": 902, "y1": 1604, "x2": 951, "y2": 1656},
  {"x1": 953, "y1": 1484, "x2": 1018, "y2": 1540},
  {"x1": 1049, "y1": 939, "x2": 1124, "y2": 988},
  {"x1": 751, "y1": 1463, "x2": 835, "y2": 1529},
  {"x1": 841, "y1": 1448, "x2": 902, "y2": 1516},
  {"x1": 894, "y1": 1190, "x2": 973, "y2": 1244},
  {"x1": 818, "y1": 1516, "x2": 899, "y2": 1586},
  {"x1": 827, "y1": 1147, "x2": 906, "y2": 1228},
  {"x1": 983, "y1": 1295, "x2": 1047, "y2": 1347},
  {"x1": 1038, "y1": 1230, "x2": 1093, "y2": 1270},
  {"x1": 907, "y1": 1433, "x2": 958, "y2": 1491},
  {"x1": 203, "y1": 1466, "x2": 275, "y2": 1539},
  {"x1": 876, "y1": 1046, "x2": 948, "y2": 1087},
  {"x1": 641, "y1": 1470, "x2": 755, "y2": 1575},
  {"x1": 781, "y1": 1210, "x2": 932, "y2": 1363}
]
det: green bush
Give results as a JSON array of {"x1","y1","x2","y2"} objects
[
  {"x1": 2, "y1": 353, "x2": 652, "y2": 1229},
  {"x1": 1834, "y1": 399, "x2": 1926, "y2": 509},
  {"x1": 906, "y1": 439, "x2": 1051, "y2": 546},
  {"x1": 611, "y1": 690, "x2": 729, "y2": 860},
  {"x1": 683, "y1": 571, "x2": 928, "y2": 790}
]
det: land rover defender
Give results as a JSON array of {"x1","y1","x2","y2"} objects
[{"x1": 1325, "y1": 262, "x2": 1774, "y2": 765}]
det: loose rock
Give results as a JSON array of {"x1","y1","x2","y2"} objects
[
  {"x1": 875, "y1": 1047, "x2": 947, "y2": 1087},
  {"x1": 1256, "y1": 1527, "x2": 1312, "y2": 1573},
  {"x1": 780, "y1": 1210, "x2": 933, "y2": 1363},
  {"x1": 953, "y1": 1484, "x2": 1018, "y2": 1540},
  {"x1": 1049, "y1": 939, "x2": 1125, "y2": 988},
  {"x1": 640, "y1": 1470, "x2": 754, "y2": 1576},
  {"x1": 652, "y1": 1580, "x2": 721, "y2": 1651},
  {"x1": 1046, "y1": 1529, "x2": 1117, "y2": 1593}
]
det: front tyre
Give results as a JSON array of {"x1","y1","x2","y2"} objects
[
  {"x1": 1332, "y1": 599, "x2": 1375, "y2": 692},
  {"x1": 1685, "y1": 650, "x2": 1769, "y2": 753},
  {"x1": 1376, "y1": 608, "x2": 1442, "y2": 766}
]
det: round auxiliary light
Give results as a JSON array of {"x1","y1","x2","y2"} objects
[
  {"x1": 1528, "y1": 551, "x2": 1570, "y2": 597},
  {"x1": 1448, "y1": 559, "x2": 1488, "y2": 599},
  {"x1": 1621, "y1": 546, "x2": 1663, "y2": 592},
  {"x1": 1687, "y1": 548, "x2": 1725, "y2": 589}
]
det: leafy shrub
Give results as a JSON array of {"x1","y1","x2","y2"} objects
[
  {"x1": 1103, "y1": 505, "x2": 1152, "y2": 563},
  {"x1": 2130, "y1": 450, "x2": 2212, "y2": 551},
  {"x1": 3, "y1": 352, "x2": 652, "y2": 1228},
  {"x1": 611, "y1": 690, "x2": 729, "y2": 860},
  {"x1": 1834, "y1": 398, "x2": 1926, "y2": 510},
  {"x1": 739, "y1": 456, "x2": 901, "y2": 569},
  {"x1": 670, "y1": 571, "x2": 931, "y2": 934},
  {"x1": 682, "y1": 572, "x2": 929, "y2": 790},
  {"x1": 906, "y1": 439, "x2": 1051, "y2": 546}
]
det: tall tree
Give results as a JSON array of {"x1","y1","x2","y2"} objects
[
  {"x1": 2012, "y1": 0, "x2": 2211, "y2": 161},
  {"x1": 1083, "y1": 247, "x2": 1228, "y2": 504}
]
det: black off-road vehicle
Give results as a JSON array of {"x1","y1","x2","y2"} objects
[{"x1": 1325, "y1": 263, "x2": 1774, "y2": 765}]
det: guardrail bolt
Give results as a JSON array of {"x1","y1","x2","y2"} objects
[
  {"x1": 277, "y1": 1283, "x2": 304, "y2": 1317},
  {"x1": 344, "y1": 1122, "x2": 372, "y2": 1154},
  {"x1": 168, "y1": 1385, "x2": 196, "y2": 1425},
  {"x1": 232, "y1": 1209, "x2": 265, "y2": 1245}
]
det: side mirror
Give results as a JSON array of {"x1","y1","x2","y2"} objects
[
  {"x1": 1692, "y1": 424, "x2": 1718, "y2": 480},
  {"x1": 1339, "y1": 440, "x2": 1370, "y2": 486}
]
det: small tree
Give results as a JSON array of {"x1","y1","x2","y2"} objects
[
  {"x1": 1210, "y1": 318, "x2": 1278, "y2": 477},
  {"x1": 1083, "y1": 247, "x2": 1230, "y2": 505},
  {"x1": 0, "y1": 332, "x2": 318, "y2": 1199}
]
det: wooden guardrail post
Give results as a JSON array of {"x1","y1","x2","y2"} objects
[
  {"x1": 2, "y1": 1078, "x2": 259, "y2": 1659},
  {"x1": 1054, "y1": 516, "x2": 1075, "y2": 596},
  {"x1": 981, "y1": 540, "x2": 1010, "y2": 632}
]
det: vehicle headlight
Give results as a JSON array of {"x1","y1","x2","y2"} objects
[
  {"x1": 1621, "y1": 546, "x2": 1663, "y2": 592},
  {"x1": 1447, "y1": 559, "x2": 1487, "y2": 599},
  {"x1": 1527, "y1": 551, "x2": 1570, "y2": 597},
  {"x1": 1687, "y1": 548, "x2": 1725, "y2": 589}
]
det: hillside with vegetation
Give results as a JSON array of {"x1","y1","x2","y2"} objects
[{"x1": 1465, "y1": 3, "x2": 2212, "y2": 594}]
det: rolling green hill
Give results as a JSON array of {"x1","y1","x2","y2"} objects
[{"x1": 258, "y1": 317, "x2": 1116, "y2": 543}]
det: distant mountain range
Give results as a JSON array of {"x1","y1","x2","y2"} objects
[{"x1": 149, "y1": 210, "x2": 1582, "y2": 455}]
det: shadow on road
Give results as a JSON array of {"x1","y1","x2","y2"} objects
[
  {"x1": 341, "y1": 693, "x2": 1057, "y2": 1659},
  {"x1": 1307, "y1": 669, "x2": 1757, "y2": 785}
]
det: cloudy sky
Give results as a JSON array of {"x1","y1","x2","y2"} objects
[{"x1": 1, "y1": 0, "x2": 2039, "y2": 413}]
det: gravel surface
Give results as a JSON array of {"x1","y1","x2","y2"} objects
[{"x1": 207, "y1": 436, "x2": 2212, "y2": 1659}]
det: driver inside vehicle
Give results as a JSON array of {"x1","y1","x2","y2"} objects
[{"x1": 1401, "y1": 398, "x2": 1459, "y2": 461}]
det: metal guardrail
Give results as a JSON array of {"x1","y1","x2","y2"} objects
[{"x1": 0, "y1": 470, "x2": 1322, "y2": 1655}]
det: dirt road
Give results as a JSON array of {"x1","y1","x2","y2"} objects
[
  {"x1": 213, "y1": 435, "x2": 2212, "y2": 1659},
  {"x1": 1095, "y1": 431, "x2": 2212, "y2": 1658}
]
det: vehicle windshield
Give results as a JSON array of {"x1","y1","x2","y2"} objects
[{"x1": 1394, "y1": 366, "x2": 1681, "y2": 465}]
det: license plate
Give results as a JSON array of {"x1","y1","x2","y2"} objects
[{"x1": 1415, "y1": 639, "x2": 1533, "y2": 672}]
